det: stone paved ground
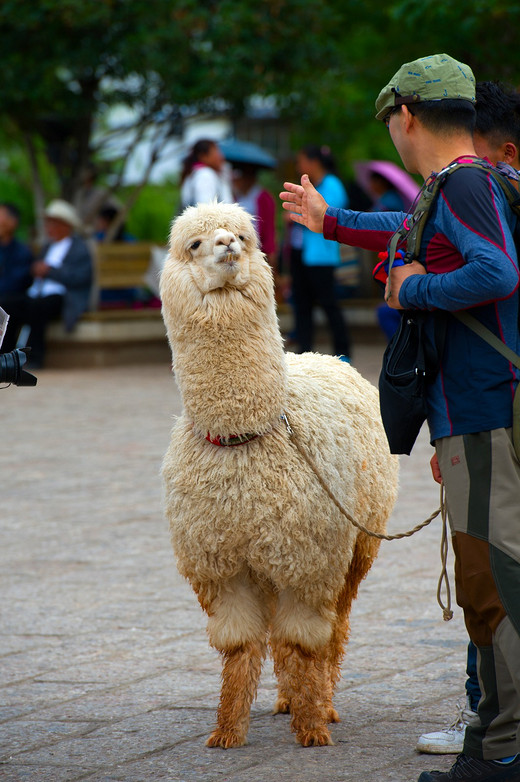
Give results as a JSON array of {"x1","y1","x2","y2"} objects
[{"x1": 0, "y1": 341, "x2": 469, "y2": 782}]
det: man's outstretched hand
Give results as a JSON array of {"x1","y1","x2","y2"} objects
[{"x1": 279, "y1": 174, "x2": 329, "y2": 233}]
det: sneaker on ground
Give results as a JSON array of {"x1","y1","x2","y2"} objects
[
  {"x1": 418, "y1": 752, "x2": 520, "y2": 781},
  {"x1": 417, "y1": 698, "x2": 480, "y2": 755}
]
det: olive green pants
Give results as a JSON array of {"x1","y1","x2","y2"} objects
[{"x1": 436, "y1": 428, "x2": 520, "y2": 760}]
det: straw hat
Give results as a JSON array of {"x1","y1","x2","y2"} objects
[{"x1": 44, "y1": 199, "x2": 82, "y2": 230}]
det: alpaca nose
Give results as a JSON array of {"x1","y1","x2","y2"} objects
[{"x1": 216, "y1": 233, "x2": 235, "y2": 247}]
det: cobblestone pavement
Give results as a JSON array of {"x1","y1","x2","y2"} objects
[{"x1": 1, "y1": 342, "x2": 469, "y2": 782}]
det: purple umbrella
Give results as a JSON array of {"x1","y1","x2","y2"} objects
[{"x1": 354, "y1": 160, "x2": 421, "y2": 211}]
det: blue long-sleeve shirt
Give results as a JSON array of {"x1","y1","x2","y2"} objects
[{"x1": 324, "y1": 162, "x2": 520, "y2": 443}]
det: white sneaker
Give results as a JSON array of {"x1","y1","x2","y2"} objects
[{"x1": 416, "y1": 697, "x2": 480, "y2": 754}]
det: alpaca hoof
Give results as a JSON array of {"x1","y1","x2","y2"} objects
[
  {"x1": 327, "y1": 706, "x2": 341, "y2": 723},
  {"x1": 206, "y1": 729, "x2": 246, "y2": 749},
  {"x1": 297, "y1": 727, "x2": 333, "y2": 747},
  {"x1": 273, "y1": 696, "x2": 291, "y2": 715}
]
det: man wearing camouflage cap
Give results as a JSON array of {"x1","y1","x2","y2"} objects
[
  {"x1": 374, "y1": 52, "x2": 476, "y2": 120},
  {"x1": 280, "y1": 54, "x2": 520, "y2": 782}
]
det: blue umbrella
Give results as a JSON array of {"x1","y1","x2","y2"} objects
[{"x1": 219, "y1": 139, "x2": 277, "y2": 169}]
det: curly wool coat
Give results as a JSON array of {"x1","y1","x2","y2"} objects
[
  {"x1": 161, "y1": 202, "x2": 398, "y2": 652},
  {"x1": 160, "y1": 202, "x2": 398, "y2": 748}
]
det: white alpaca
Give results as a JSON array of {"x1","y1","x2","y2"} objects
[{"x1": 160, "y1": 202, "x2": 399, "y2": 748}]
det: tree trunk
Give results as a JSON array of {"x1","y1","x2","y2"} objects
[{"x1": 24, "y1": 134, "x2": 47, "y2": 248}]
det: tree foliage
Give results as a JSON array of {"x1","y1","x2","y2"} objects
[
  {"x1": 286, "y1": 0, "x2": 520, "y2": 175},
  {"x1": 0, "y1": 0, "x2": 344, "y2": 204},
  {"x1": 0, "y1": 0, "x2": 519, "y2": 225}
]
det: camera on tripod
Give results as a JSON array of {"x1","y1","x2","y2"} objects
[
  {"x1": 0, "y1": 307, "x2": 37, "y2": 387},
  {"x1": 0, "y1": 347, "x2": 37, "y2": 386}
]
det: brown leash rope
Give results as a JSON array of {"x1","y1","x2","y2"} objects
[
  {"x1": 437, "y1": 482, "x2": 454, "y2": 621},
  {"x1": 282, "y1": 413, "x2": 453, "y2": 620}
]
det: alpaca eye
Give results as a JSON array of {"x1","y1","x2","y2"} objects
[
  {"x1": 190, "y1": 240, "x2": 201, "y2": 250},
  {"x1": 239, "y1": 235, "x2": 245, "y2": 242}
]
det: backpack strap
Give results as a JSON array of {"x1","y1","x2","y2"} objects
[
  {"x1": 487, "y1": 165, "x2": 520, "y2": 212},
  {"x1": 453, "y1": 309, "x2": 520, "y2": 459},
  {"x1": 385, "y1": 165, "x2": 454, "y2": 296},
  {"x1": 453, "y1": 310, "x2": 520, "y2": 369},
  {"x1": 390, "y1": 159, "x2": 520, "y2": 274}
]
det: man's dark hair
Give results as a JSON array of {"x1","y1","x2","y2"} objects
[
  {"x1": 475, "y1": 81, "x2": 520, "y2": 147},
  {"x1": 410, "y1": 98, "x2": 476, "y2": 136},
  {"x1": 0, "y1": 202, "x2": 21, "y2": 222}
]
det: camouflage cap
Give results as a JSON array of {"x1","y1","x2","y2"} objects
[{"x1": 375, "y1": 53, "x2": 476, "y2": 121}]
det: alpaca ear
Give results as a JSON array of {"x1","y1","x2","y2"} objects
[{"x1": 168, "y1": 229, "x2": 193, "y2": 262}]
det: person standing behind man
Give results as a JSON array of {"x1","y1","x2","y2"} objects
[
  {"x1": 281, "y1": 54, "x2": 520, "y2": 782},
  {"x1": 0, "y1": 202, "x2": 33, "y2": 352},
  {"x1": 417, "y1": 77, "x2": 520, "y2": 758},
  {"x1": 180, "y1": 139, "x2": 233, "y2": 209},
  {"x1": 291, "y1": 144, "x2": 351, "y2": 360},
  {"x1": 474, "y1": 80, "x2": 520, "y2": 172}
]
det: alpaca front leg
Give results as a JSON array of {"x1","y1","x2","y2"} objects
[
  {"x1": 273, "y1": 641, "x2": 333, "y2": 747},
  {"x1": 271, "y1": 589, "x2": 336, "y2": 743},
  {"x1": 272, "y1": 642, "x2": 337, "y2": 722},
  {"x1": 206, "y1": 640, "x2": 264, "y2": 748}
]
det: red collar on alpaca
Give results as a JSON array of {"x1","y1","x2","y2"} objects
[
  {"x1": 204, "y1": 414, "x2": 291, "y2": 447},
  {"x1": 205, "y1": 432, "x2": 259, "y2": 447}
]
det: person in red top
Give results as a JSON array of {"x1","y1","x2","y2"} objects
[{"x1": 232, "y1": 163, "x2": 277, "y2": 267}]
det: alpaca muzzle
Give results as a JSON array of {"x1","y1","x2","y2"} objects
[
  {"x1": 215, "y1": 231, "x2": 241, "y2": 265},
  {"x1": 217, "y1": 248, "x2": 239, "y2": 265}
]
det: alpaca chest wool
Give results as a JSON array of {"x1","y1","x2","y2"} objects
[{"x1": 164, "y1": 353, "x2": 390, "y2": 608}]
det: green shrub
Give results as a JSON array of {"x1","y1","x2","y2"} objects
[{"x1": 124, "y1": 182, "x2": 180, "y2": 244}]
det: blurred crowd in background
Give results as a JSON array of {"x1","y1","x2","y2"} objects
[{"x1": 0, "y1": 135, "x2": 420, "y2": 367}]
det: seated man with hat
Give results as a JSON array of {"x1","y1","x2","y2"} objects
[{"x1": 7, "y1": 199, "x2": 93, "y2": 367}]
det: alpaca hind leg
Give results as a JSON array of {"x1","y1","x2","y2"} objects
[
  {"x1": 273, "y1": 642, "x2": 332, "y2": 746},
  {"x1": 207, "y1": 640, "x2": 265, "y2": 748},
  {"x1": 327, "y1": 533, "x2": 381, "y2": 715},
  {"x1": 271, "y1": 639, "x2": 293, "y2": 715}
]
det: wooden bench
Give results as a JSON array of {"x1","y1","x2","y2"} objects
[
  {"x1": 45, "y1": 243, "x2": 384, "y2": 368},
  {"x1": 46, "y1": 242, "x2": 171, "y2": 368}
]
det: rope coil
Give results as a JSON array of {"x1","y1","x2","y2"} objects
[{"x1": 283, "y1": 412, "x2": 453, "y2": 620}]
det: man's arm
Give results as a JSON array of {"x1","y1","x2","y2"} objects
[
  {"x1": 280, "y1": 175, "x2": 404, "y2": 252},
  {"x1": 398, "y1": 170, "x2": 519, "y2": 311}
]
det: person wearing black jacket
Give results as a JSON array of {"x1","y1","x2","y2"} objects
[{"x1": 0, "y1": 202, "x2": 33, "y2": 352}]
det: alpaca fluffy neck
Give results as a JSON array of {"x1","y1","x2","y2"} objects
[{"x1": 171, "y1": 285, "x2": 287, "y2": 438}]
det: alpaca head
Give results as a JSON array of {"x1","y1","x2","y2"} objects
[
  {"x1": 161, "y1": 201, "x2": 286, "y2": 437},
  {"x1": 163, "y1": 201, "x2": 265, "y2": 297}
]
